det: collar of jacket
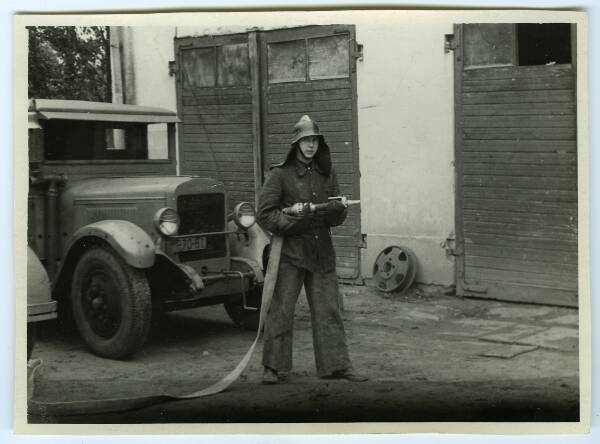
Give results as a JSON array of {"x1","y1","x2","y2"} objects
[{"x1": 295, "y1": 159, "x2": 326, "y2": 177}]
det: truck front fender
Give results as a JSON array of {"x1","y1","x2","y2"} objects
[
  {"x1": 66, "y1": 220, "x2": 156, "y2": 269},
  {"x1": 227, "y1": 222, "x2": 271, "y2": 272},
  {"x1": 27, "y1": 246, "x2": 57, "y2": 322}
]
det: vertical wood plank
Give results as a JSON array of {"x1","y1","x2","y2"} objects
[
  {"x1": 167, "y1": 122, "x2": 178, "y2": 175},
  {"x1": 174, "y1": 41, "x2": 186, "y2": 178},
  {"x1": 453, "y1": 24, "x2": 466, "y2": 296},
  {"x1": 348, "y1": 26, "x2": 363, "y2": 283},
  {"x1": 512, "y1": 23, "x2": 519, "y2": 65},
  {"x1": 259, "y1": 30, "x2": 271, "y2": 174},
  {"x1": 248, "y1": 31, "x2": 263, "y2": 206}
]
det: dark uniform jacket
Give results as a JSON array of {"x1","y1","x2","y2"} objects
[{"x1": 257, "y1": 158, "x2": 347, "y2": 273}]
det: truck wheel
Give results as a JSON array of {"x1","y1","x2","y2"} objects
[
  {"x1": 71, "y1": 246, "x2": 152, "y2": 359},
  {"x1": 224, "y1": 285, "x2": 262, "y2": 331}
]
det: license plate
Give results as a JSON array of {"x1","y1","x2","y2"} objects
[{"x1": 171, "y1": 236, "x2": 207, "y2": 253}]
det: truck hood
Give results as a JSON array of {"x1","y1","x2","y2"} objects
[{"x1": 61, "y1": 176, "x2": 224, "y2": 200}]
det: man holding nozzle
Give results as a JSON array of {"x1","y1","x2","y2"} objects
[{"x1": 257, "y1": 115, "x2": 368, "y2": 384}]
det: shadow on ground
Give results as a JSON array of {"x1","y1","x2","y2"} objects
[{"x1": 28, "y1": 285, "x2": 580, "y2": 424}]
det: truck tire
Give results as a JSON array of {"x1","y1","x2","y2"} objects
[
  {"x1": 224, "y1": 285, "x2": 262, "y2": 331},
  {"x1": 71, "y1": 246, "x2": 152, "y2": 359}
]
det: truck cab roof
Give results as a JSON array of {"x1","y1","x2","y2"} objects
[
  {"x1": 28, "y1": 99, "x2": 181, "y2": 125},
  {"x1": 28, "y1": 99, "x2": 180, "y2": 166}
]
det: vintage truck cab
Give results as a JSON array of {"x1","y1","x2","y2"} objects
[{"x1": 28, "y1": 99, "x2": 269, "y2": 359}]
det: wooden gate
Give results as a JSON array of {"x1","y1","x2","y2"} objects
[
  {"x1": 175, "y1": 33, "x2": 258, "y2": 210},
  {"x1": 454, "y1": 24, "x2": 578, "y2": 306},
  {"x1": 175, "y1": 26, "x2": 362, "y2": 280},
  {"x1": 259, "y1": 26, "x2": 361, "y2": 279}
]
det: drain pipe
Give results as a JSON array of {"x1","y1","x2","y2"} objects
[{"x1": 29, "y1": 172, "x2": 68, "y2": 279}]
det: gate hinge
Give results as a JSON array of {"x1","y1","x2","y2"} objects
[
  {"x1": 168, "y1": 60, "x2": 177, "y2": 77},
  {"x1": 351, "y1": 40, "x2": 364, "y2": 61},
  {"x1": 444, "y1": 34, "x2": 458, "y2": 53},
  {"x1": 442, "y1": 234, "x2": 462, "y2": 257},
  {"x1": 358, "y1": 233, "x2": 367, "y2": 249}
]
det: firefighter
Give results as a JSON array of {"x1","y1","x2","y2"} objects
[{"x1": 257, "y1": 115, "x2": 368, "y2": 384}]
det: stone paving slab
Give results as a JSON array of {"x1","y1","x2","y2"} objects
[
  {"x1": 544, "y1": 313, "x2": 579, "y2": 326},
  {"x1": 395, "y1": 308, "x2": 441, "y2": 322},
  {"x1": 447, "y1": 319, "x2": 515, "y2": 337},
  {"x1": 518, "y1": 326, "x2": 579, "y2": 351},
  {"x1": 486, "y1": 305, "x2": 556, "y2": 319},
  {"x1": 477, "y1": 344, "x2": 539, "y2": 359},
  {"x1": 480, "y1": 324, "x2": 548, "y2": 343}
]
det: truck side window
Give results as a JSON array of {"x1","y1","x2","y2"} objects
[{"x1": 43, "y1": 120, "x2": 157, "y2": 161}]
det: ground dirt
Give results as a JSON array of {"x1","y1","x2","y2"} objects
[{"x1": 28, "y1": 284, "x2": 579, "y2": 423}]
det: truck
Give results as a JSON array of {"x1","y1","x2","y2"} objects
[
  {"x1": 27, "y1": 99, "x2": 269, "y2": 359},
  {"x1": 27, "y1": 246, "x2": 57, "y2": 360}
]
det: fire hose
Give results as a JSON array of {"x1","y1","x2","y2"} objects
[{"x1": 27, "y1": 197, "x2": 359, "y2": 418}]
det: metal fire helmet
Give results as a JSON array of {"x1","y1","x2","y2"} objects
[{"x1": 291, "y1": 115, "x2": 322, "y2": 144}]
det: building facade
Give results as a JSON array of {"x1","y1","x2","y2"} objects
[{"x1": 113, "y1": 17, "x2": 578, "y2": 306}]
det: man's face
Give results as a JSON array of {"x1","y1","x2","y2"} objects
[{"x1": 297, "y1": 135, "x2": 320, "y2": 161}]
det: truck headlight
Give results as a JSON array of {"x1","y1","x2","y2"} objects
[
  {"x1": 154, "y1": 207, "x2": 180, "y2": 236},
  {"x1": 232, "y1": 202, "x2": 256, "y2": 229}
]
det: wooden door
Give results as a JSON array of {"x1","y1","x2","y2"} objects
[
  {"x1": 259, "y1": 25, "x2": 361, "y2": 280},
  {"x1": 454, "y1": 24, "x2": 578, "y2": 306},
  {"x1": 175, "y1": 34, "x2": 258, "y2": 210}
]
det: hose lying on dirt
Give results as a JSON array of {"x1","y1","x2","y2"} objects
[{"x1": 27, "y1": 236, "x2": 283, "y2": 418}]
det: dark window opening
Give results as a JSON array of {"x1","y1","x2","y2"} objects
[
  {"x1": 43, "y1": 120, "x2": 150, "y2": 161},
  {"x1": 517, "y1": 23, "x2": 572, "y2": 66}
]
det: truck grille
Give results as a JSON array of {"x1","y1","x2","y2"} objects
[{"x1": 177, "y1": 194, "x2": 227, "y2": 261}]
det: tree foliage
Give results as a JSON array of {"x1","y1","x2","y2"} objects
[{"x1": 28, "y1": 26, "x2": 111, "y2": 102}]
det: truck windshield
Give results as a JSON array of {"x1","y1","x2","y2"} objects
[{"x1": 43, "y1": 120, "x2": 169, "y2": 161}]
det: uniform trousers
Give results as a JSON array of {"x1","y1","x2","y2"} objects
[{"x1": 262, "y1": 260, "x2": 351, "y2": 377}]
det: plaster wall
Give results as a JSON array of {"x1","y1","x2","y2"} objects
[
  {"x1": 354, "y1": 23, "x2": 456, "y2": 285},
  {"x1": 128, "y1": 21, "x2": 456, "y2": 285}
]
